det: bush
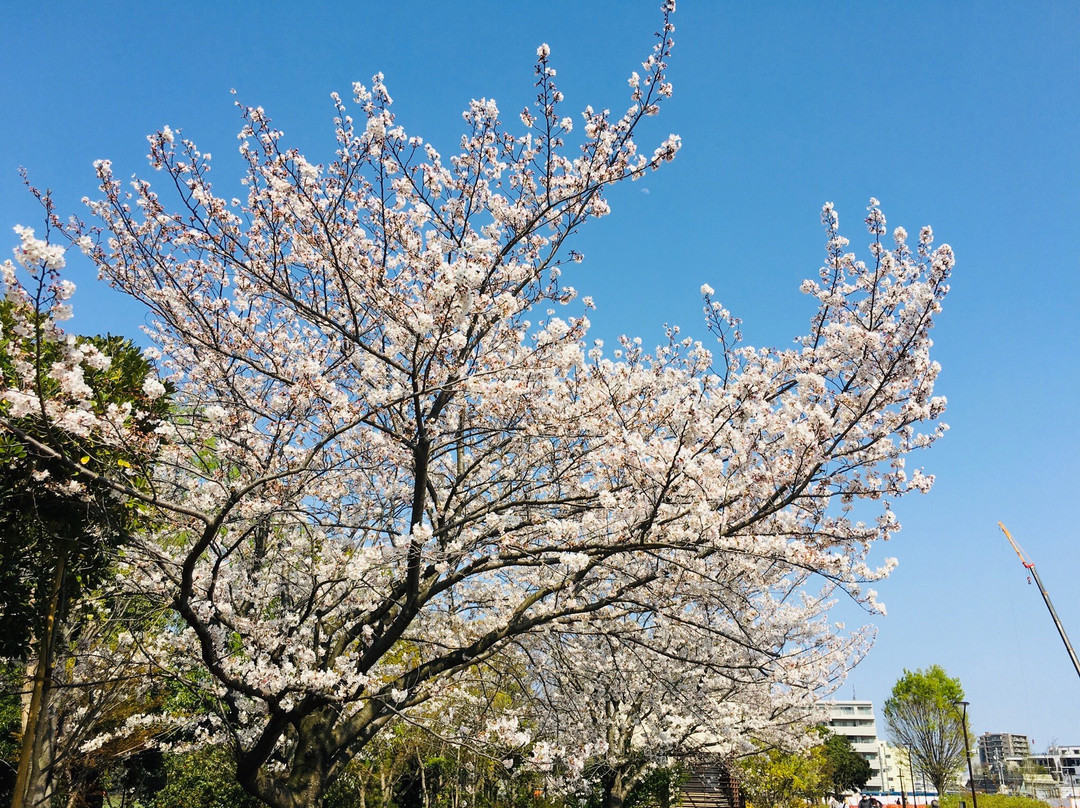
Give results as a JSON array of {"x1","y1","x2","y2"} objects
[
  {"x1": 939, "y1": 794, "x2": 1052, "y2": 808},
  {"x1": 145, "y1": 746, "x2": 260, "y2": 808}
]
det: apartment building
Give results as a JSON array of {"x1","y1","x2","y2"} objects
[
  {"x1": 1030, "y1": 746, "x2": 1080, "y2": 782},
  {"x1": 979, "y1": 732, "x2": 1032, "y2": 767},
  {"x1": 827, "y1": 700, "x2": 884, "y2": 791}
]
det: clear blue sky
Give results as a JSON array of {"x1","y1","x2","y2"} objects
[{"x1": 4, "y1": 2, "x2": 1080, "y2": 748}]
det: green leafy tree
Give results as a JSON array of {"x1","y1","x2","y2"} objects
[
  {"x1": 737, "y1": 745, "x2": 829, "y2": 808},
  {"x1": 821, "y1": 733, "x2": 871, "y2": 796},
  {"x1": 883, "y1": 666, "x2": 969, "y2": 798},
  {"x1": 0, "y1": 224, "x2": 171, "y2": 808}
]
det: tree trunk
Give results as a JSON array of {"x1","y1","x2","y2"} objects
[
  {"x1": 11, "y1": 546, "x2": 67, "y2": 808},
  {"x1": 930, "y1": 775, "x2": 948, "y2": 802},
  {"x1": 238, "y1": 724, "x2": 330, "y2": 808},
  {"x1": 602, "y1": 769, "x2": 630, "y2": 808},
  {"x1": 418, "y1": 750, "x2": 429, "y2": 808},
  {"x1": 23, "y1": 694, "x2": 57, "y2": 808},
  {"x1": 64, "y1": 756, "x2": 106, "y2": 808},
  {"x1": 452, "y1": 743, "x2": 461, "y2": 808},
  {"x1": 64, "y1": 761, "x2": 105, "y2": 808}
]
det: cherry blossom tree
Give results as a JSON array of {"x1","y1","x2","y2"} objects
[
  {"x1": 0, "y1": 3, "x2": 954, "y2": 805},
  {"x1": 518, "y1": 560, "x2": 872, "y2": 808}
]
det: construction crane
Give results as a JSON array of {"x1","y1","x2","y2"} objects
[{"x1": 999, "y1": 522, "x2": 1080, "y2": 681}]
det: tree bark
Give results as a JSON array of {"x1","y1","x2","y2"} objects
[
  {"x1": 238, "y1": 716, "x2": 331, "y2": 808},
  {"x1": 10, "y1": 545, "x2": 66, "y2": 808},
  {"x1": 418, "y1": 750, "x2": 429, "y2": 808},
  {"x1": 602, "y1": 769, "x2": 630, "y2": 808}
]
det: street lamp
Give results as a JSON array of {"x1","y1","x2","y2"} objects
[{"x1": 954, "y1": 701, "x2": 979, "y2": 808}]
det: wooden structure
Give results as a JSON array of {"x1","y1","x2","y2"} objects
[{"x1": 681, "y1": 759, "x2": 744, "y2": 808}]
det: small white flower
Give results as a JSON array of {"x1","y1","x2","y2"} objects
[
  {"x1": 51, "y1": 304, "x2": 73, "y2": 322},
  {"x1": 142, "y1": 376, "x2": 166, "y2": 400},
  {"x1": 203, "y1": 404, "x2": 228, "y2": 422},
  {"x1": 84, "y1": 351, "x2": 112, "y2": 372}
]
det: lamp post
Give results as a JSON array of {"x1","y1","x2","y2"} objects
[{"x1": 954, "y1": 701, "x2": 979, "y2": 808}]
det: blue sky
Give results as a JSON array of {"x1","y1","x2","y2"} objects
[{"x1": 4, "y1": 2, "x2": 1080, "y2": 748}]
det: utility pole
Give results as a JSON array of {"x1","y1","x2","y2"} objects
[{"x1": 908, "y1": 746, "x2": 919, "y2": 807}]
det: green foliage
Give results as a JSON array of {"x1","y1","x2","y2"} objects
[
  {"x1": 577, "y1": 765, "x2": 686, "y2": 808},
  {"x1": 938, "y1": 794, "x2": 1051, "y2": 808},
  {"x1": 142, "y1": 746, "x2": 261, "y2": 808},
  {"x1": 623, "y1": 766, "x2": 686, "y2": 808},
  {"x1": 735, "y1": 729, "x2": 873, "y2": 808},
  {"x1": 323, "y1": 762, "x2": 374, "y2": 808},
  {"x1": 821, "y1": 733, "x2": 872, "y2": 795},
  {"x1": 0, "y1": 662, "x2": 23, "y2": 806},
  {"x1": 883, "y1": 666, "x2": 969, "y2": 798},
  {"x1": 0, "y1": 300, "x2": 169, "y2": 658},
  {"x1": 737, "y1": 745, "x2": 830, "y2": 808},
  {"x1": 887, "y1": 667, "x2": 964, "y2": 712}
]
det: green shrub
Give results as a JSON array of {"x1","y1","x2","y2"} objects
[
  {"x1": 939, "y1": 793, "x2": 1052, "y2": 808},
  {"x1": 146, "y1": 745, "x2": 260, "y2": 808}
]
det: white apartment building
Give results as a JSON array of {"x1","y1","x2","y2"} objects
[
  {"x1": 877, "y1": 741, "x2": 939, "y2": 800},
  {"x1": 877, "y1": 741, "x2": 906, "y2": 793},
  {"x1": 1031, "y1": 746, "x2": 1080, "y2": 782},
  {"x1": 827, "y1": 700, "x2": 884, "y2": 791}
]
